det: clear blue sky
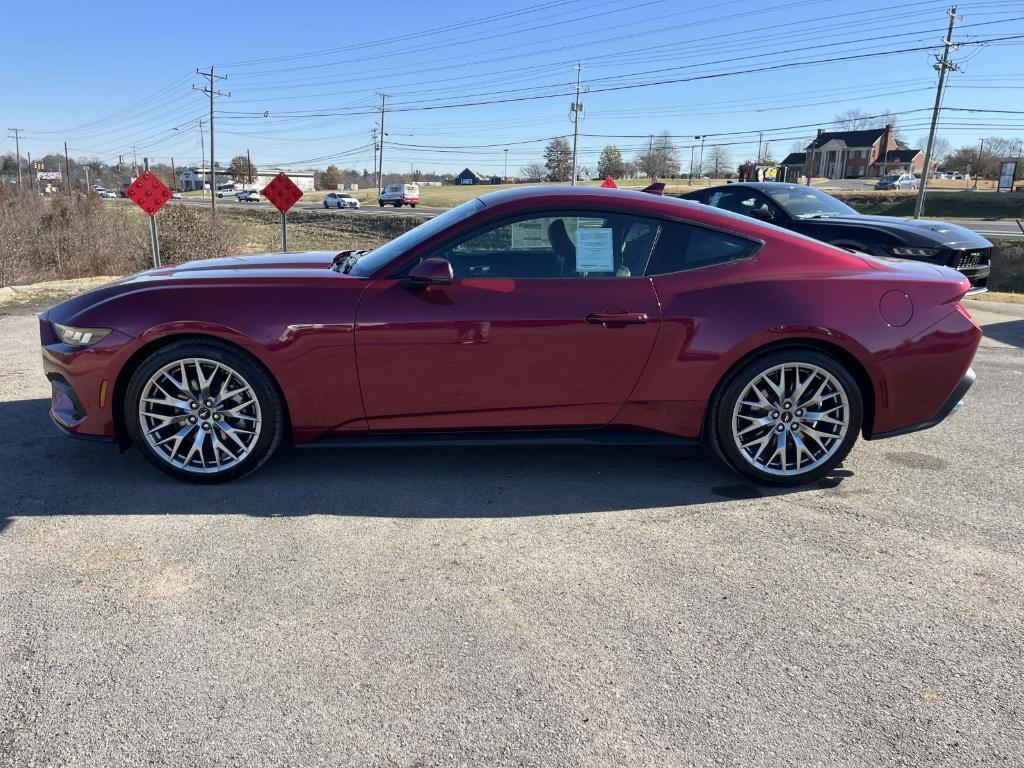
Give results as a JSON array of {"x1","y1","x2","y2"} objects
[{"x1": 3, "y1": 0, "x2": 1022, "y2": 176}]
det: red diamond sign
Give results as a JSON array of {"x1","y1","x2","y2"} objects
[
  {"x1": 124, "y1": 171, "x2": 172, "y2": 216},
  {"x1": 262, "y1": 172, "x2": 303, "y2": 213}
]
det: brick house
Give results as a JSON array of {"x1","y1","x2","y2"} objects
[{"x1": 803, "y1": 124, "x2": 931, "y2": 179}]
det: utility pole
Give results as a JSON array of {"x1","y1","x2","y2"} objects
[
  {"x1": 194, "y1": 67, "x2": 230, "y2": 218},
  {"x1": 170, "y1": 157, "x2": 176, "y2": 191},
  {"x1": 647, "y1": 134, "x2": 654, "y2": 179},
  {"x1": 756, "y1": 132, "x2": 764, "y2": 164},
  {"x1": 198, "y1": 119, "x2": 206, "y2": 195},
  {"x1": 695, "y1": 135, "x2": 706, "y2": 181},
  {"x1": 27, "y1": 152, "x2": 34, "y2": 193},
  {"x1": 64, "y1": 141, "x2": 72, "y2": 195},
  {"x1": 370, "y1": 125, "x2": 379, "y2": 190},
  {"x1": 84, "y1": 165, "x2": 90, "y2": 191},
  {"x1": 914, "y1": 5, "x2": 961, "y2": 218},
  {"x1": 7, "y1": 129, "x2": 23, "y2": 186},
  {"x1": 132, "y1": 145, "x2": 138, "y2": 175},
  {"x1": 246, "y1": 148, "x2": 253, "y2": 187},
  {"x1": 570, "y1": 62, "x2": 586, "y2": 186},
  {"x1": 689, "y1": 145, "x2": 695, "y2": 185},
  {"x1": 376, "y1": 93, "x2": 389, "y2": 195},
  {"x1": 504, "y1": 148, "x2": 509, "y2": 182}
]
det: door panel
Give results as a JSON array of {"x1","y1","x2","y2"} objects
[{"x1": 354, "y1": 277, "x2": 661, "y2": 431}]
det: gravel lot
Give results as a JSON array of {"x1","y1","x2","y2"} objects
[{"x1": 1, "y1": 299, "x2": 1022, "y2": 767}]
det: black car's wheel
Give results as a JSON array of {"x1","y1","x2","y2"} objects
[
  {"x1": 124, "y1": 339, "x2": 285, "y2": 483},
  {"x1": 709, "y1": 349, "x2": 862, "y2": 486}
]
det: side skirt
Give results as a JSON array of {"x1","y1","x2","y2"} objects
[{"x1": 296, "y1": 429, "x2": 700, "y2": 450}]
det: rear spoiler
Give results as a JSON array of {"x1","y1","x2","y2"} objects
[{"x1": 641, "y1": 182, "x2": 665, "y2": 195}]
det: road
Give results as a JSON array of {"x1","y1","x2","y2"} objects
[
  {"x1": 1, "y1": 298, "x2": 1022, "y2": 766},
  {"x1": 179, "y1": 195, "x2": 1023, "y2": 239}
]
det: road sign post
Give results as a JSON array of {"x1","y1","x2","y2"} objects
[
  {"x1": 261, "y1": 172, "x2": 303, "y2": 252},
  {"x1": 124, "y1": 168, "x2": 173, "y2": 268}
]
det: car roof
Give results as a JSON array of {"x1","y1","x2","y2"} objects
[
  {"x1": 475, "y1": 184, "x2": 706, "y2": 212},
  {"x1": 686, "y1": 182, "x2": 815, "y2": 194}
]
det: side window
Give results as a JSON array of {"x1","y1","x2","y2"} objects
[
  {"x1": 435, "y1": 212, "x2": 660, "y2": 279},
  {"x1": 705, "y1": 190, "x2": 774, "y2": 219},
  {"x1": 646, "y1": 221, "x2": 758, "y2": 276}
]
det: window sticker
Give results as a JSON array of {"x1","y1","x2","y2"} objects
[
  {"x1": 511, "y1": 218, "x2": 552, "y2": 249},
  {"x1": 575, "y1": 227, "x2": 614, "y2": 273}
]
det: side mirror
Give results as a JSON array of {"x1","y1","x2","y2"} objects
[{"x1": 401, "y1": 257, "x2": 453, "y2": 289}]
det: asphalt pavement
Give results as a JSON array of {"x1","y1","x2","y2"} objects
[{"x1": 1, "y1": 299, "x2": 1022, "y2": 767}]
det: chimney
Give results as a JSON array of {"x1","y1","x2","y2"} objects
[
  {"x1": 817, "y1": 128, "x2": 825, "y2": 137},
  {"x1": 882, "y1": 123, "x2": 895, "y2": 151}
]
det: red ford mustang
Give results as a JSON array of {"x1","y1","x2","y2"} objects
[{"x1": 40, "y1": 186, "x2": 980, "y2": 485}]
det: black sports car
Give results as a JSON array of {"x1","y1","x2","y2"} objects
[{"x1": 682, "y1": 182, "x2": 991, "y2": 293}]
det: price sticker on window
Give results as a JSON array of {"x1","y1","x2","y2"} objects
[{"x1": 575, "y1": 227, "x2": 614, "y2": 273}]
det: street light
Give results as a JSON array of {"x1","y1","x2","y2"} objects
[{"x1": 694, "y1": 135, "x2": 706, "y2": 181}]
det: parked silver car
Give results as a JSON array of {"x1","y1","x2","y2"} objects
[{"x1": 874, "y1": 172, "x2": 917, "y2": 190}]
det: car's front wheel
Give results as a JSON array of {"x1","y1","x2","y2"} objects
[
  {"x1": 125, "y1": 340, "x2": 285, "y2": 483},
  {"x1": 710, "y1": 349, "x2": 862, "y2": 485}
]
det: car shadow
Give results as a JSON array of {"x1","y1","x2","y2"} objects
[
  {"x1": 982, "y1": 318, "x2": 1024, "y2": 348},
  {"x1": 0, "y1": 398, "x2": 850, "y2": 535}
]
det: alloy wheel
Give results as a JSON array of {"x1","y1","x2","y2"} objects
[
  {"x1": 731, "y1": 362, "x2": 850, "y2": 476},
  {"x1": 138, "y1": 357, "x2": 262, "y2": 474}
]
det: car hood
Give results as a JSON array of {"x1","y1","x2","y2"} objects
[
  {"x1": 805, "y1": 214, "x2": 992, "y2": 248},
  {"x1": 121, "y1": 251, "x2": 346, "y2": 281},
  {"x1": 42, "y1": 251, "x2": 360, "y2": 324}
]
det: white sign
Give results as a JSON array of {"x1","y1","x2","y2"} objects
[
  {"x1": 998, "y1": 161, "x2": 1017, "y2": 192},
  {"x1": 511, "y1": 218, "x2": 552, "y2": 249},
  {"x1": 575, "y1": 227, "x2": 614, "y2": 273}
]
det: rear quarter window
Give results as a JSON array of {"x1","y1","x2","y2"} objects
[{"x1": 646, "y1": 220, "x2": 759, "y2": 275}]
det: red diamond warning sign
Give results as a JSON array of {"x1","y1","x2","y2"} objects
[
  {"x1": 600, "y1": 176, "x2": 618, "y2": 188},
  {"x1": 262, "y1": 172, "x2": 303, "y2": 213},
  {"x1": 124, "y1": 171, "x2": 172, "y2": 216}
]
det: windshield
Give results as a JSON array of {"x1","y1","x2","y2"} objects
[
  {"x1": 881, "y1": 174, "x2": 901, "y2": 181},
  {"x1": 347, "y1": 199, "x2": 485, "y2": 277},
  {"x1": 763, "y1": 187, "x2": 858, "y2": 219}
]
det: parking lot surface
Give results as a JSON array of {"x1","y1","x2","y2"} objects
[{"x1": 1, "y1": 300, "x2": 1022, "y2": 767}]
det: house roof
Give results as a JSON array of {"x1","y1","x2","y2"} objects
[
  {"x1": 808, "y1": 127, "x2": 887, "y2": 149},
  {"x1": 883, "y1": 149, "x2": 921, "y2": 163},
  {"x1": 779, "y1": 152, "x2": 806, "y2": 166},
  {"x1": 456, "y1": 167, "x2": 485, "y2": 179}
]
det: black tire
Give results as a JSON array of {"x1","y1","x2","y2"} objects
[
  {"x1": 709, "y1": 348, "x2": 862, "y2": 486},
  {"x1": 378, "y1": 201, "x2": 385, "y2": 207},
  {"x1": 410, "y1": 203, "x2": 417, "y2": 208},
  {"x1": 124, "y1": 339, "x2": 285, "y2": 483}
]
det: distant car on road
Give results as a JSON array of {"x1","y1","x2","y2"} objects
[
  {"x1": 681, "y1": 182, "x2": 991, "y2": 293},
  {"x1": 874, "y1": 172, "x2": 917, "y2": 190},
  {"x1": 96, "y1": 189, "x2": 118, "y2": 199},
  {"x1": 378, "y1": 183, "x2": 420, "y2": 208},
  {"x1": 216, "y1": 185, "x2": 237, "y2": 198},
  {"x1": 324, "y1": 192, "x2": 360, "y2": 209},
  {"x1": 171, "y1": 191, "x2": 182, "y2": 199},
  {"x1": 235, "y1": 190, "x2": 261, "y2": 203}
]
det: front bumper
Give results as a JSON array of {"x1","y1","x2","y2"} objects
[{"x1": 39, "y1": 317, "x2": 136, "y2": 440}]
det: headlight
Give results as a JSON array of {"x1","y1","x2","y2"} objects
[
  {"x1": 52, "y1": 322, "x2": 112, "y2": 346},
  {"x1": 890, "y1": 246, "x2": 941, "y2": 258}
]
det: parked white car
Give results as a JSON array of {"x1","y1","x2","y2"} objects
[
  {"x1": 216, "y1": 185, "x2": 237, "y2": 198},
  {"x1": 97, "y1": 189, "x2": 118, "y2": 199},
  {"x1": 323, "y1": 192, "x2": 360, "y2": 209}
]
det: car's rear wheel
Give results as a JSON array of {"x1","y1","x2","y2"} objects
[
  {"x1": 125, "y1": 340, "x2": 284, "y2": 483},
  {"x1": 710, "y1": 349, "x2": 862, "y2": 485}
]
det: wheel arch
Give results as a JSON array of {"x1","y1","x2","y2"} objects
[
  {"x1": 111, "y1": 332, "x2": 292, "y2": 448},
  {"x1": 702, "y1": 337, "x2": 876, "y2": 441}
]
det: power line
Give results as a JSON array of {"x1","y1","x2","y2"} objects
[{"x1": 194, "y1": 67, "x2": 230, "y2": 216}]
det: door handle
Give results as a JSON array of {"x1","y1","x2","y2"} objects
[{"x1": 585, "y1": 310, "x2": 649, "y2": 326}]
